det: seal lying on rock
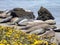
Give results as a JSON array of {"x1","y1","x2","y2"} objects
[
  {"x1": 29, "y1": 28, "x2": 46, "y2": 35},
  {"x1": 25, "y1": 24, "x2": 55, "y2": 33},
  {"x1": 0, "y1": 10, "x2": 11, "y2": 18},
  {"x1": 18, "y1": 19, "x2": 56, "y2": 35},
  {"x1": 9, "y1": 17, "x2": 20, "y2": 25},
  {"x1": 40, "y1": 30, "x2": 55, "y2": 37},
  {"x1": 18, "y1": 18, "x2": 30, "y2": 26},
  {"x1": 18, "y1": 19, "x2": 45, "y2": 26},
  {"x1": 45, "y1": 19, "x2": 56, "y2": 25},
  {"x1": 18, "y1": 19, "x2": 56, "y2": 30},
  {"x1": 0, "y1": 16, "x2": 12, "y2": 23},
  {"x1": 22, "y1": 23, "x2": 56, "y2": 35}
]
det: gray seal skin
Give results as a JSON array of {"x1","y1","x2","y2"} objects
[
  {"x1": 45, "y1": 20, "x2": 56, "y2": 25},
  {"x1": 8, "y1": 17, "x2": 25, "y2": 25},
  {"x1": 10, "y1": 17, "x2": 20, "y2": 25},
  {"x1": 18, "y1": 18, "x2": 33, "y2": 26},
  {"x1": 25, "y1": 24, "x2": 56, "y2": 33},
  {"x1": 29, "y1": 29, "x2": 46, "y2": 35},
  {"x1": 19, "y1": 19, "x2": 56, "y2": 30},
  {"x1": 0, "y1": 16, "x2": 12, "y2": 23},
  {"x1": 0, "y1": 10, "x2": 11, "y2": 18},
  {"x1": 18, "y1": 18, "x2": 28, "y2": 26},
  {"x1": 25, "y1": 23, "x2": 50, "y2": 33}
]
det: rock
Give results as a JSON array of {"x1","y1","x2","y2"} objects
[
  {"x1": 10, "y1": 8, "x2": 35, "y2": 19},
  {"x1": 55, "y1": 24, "x2": 60, "y2": 29},
  {"x1": 0, "y1": 16, "x2": 12, "y2": 23},
  {"x1": 0, "y1": 11, "x2": 4, "y2": 14},
  {"x1": 53, "y1": 28, "x2": 60, "y2": 32},
  {"x1": 55, "y1": 32, "x2": 60, "y2": 44},
  {"x1": 45, "y1": 20, "x2": 56, "y2": 25},
  {"x1": 37, "y1": 6, "x2": 55, "y2": 21}
]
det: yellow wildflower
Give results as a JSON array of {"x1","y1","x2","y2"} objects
[
  {"x1": 33, "y1": 40, "x2": 48, "y2": 45},
  {"x1": 0, "y1": 26, "x2": 57, "y2": 45},
  {"x1": 0, "y1": 39, "x2": 7, "y2": 44},
  {"x1": 7, "y1": 44, "x2": 10, "y2": 45},
  {"x1": 51, "y1": 43, "x2": 57, "y2": 45},
  {"x1": 34, "y1": 40, "x2": 43, "y2": 45},
  {"x1": 0, "y1": 44, "x2": 5, "y2": 45}
]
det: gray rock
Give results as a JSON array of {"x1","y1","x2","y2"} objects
[
  {"x1": 53, "y1": 28, "x2": 60, "y2": 32},
  {"x1": 37, "y1": 6, "x2": 55, "y2": 21},
  {"x1": 10, "y1": 8, "x2": 35, "y2": 19},
  {"x1": 55, "y1": 32, "x2": 60, "y2": 44},
  {"x1": 0, "y1": 11, "x2": 4, "y2": 14}
]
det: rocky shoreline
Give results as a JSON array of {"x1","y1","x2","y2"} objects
[{"x1": 0, "y1": 6, "x2": 60, "y2": 44}]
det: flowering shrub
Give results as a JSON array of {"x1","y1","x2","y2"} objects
[{"x1": 0, "y1": 26, "x2": 56, "y2": 45}]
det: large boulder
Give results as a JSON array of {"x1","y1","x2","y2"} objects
[
  {"x1": 10, "y1": 8, "x2": 35, "y2": 19},
  {"x1": 0, "y1": 11, "x2": 3, "y2": 14},
  {"x1": 37, "y1": 7, "x2": 55, "y2": 21}
]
